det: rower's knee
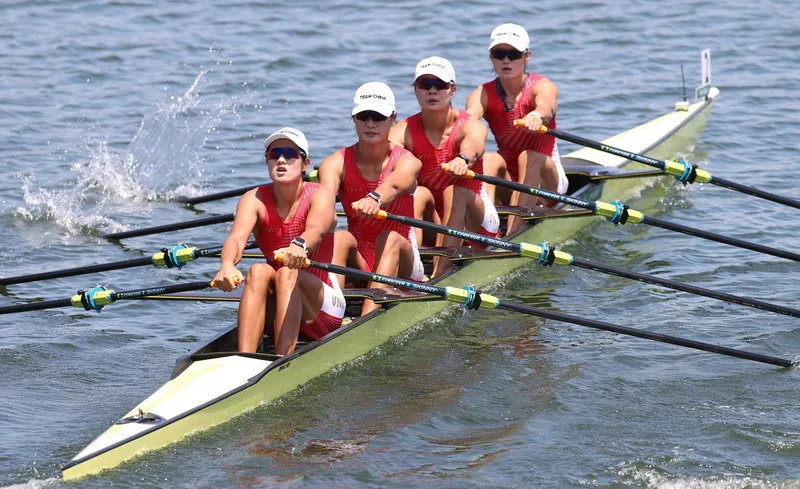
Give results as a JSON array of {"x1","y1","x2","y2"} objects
[
  {"x1": 246, "y1": 263, "x2": 276, "y2": 288},
  {"x1": 274, "y1": 266, "x2": 299, "y2": 286},
  {"x1": 414, "y1": 186, "x2": 436, "y2": 216},
  {"x1": 375, "y1": 230, "x2": 407, "y2": 254}
]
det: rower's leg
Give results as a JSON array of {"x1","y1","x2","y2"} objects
[
  {"x1": 432, "y1": 185, "x2": 484, "y2": 277},
  {"x1": 273, "y1": 269, "x2": 328, "y2": 356},
  {"x1": 508, "y1": 150, "x2": 557, "y2": 234},
  {"x1": 362, "y1": 230, "x2": 416, "y2": 315},
  {"x1": 238, "y1": 263, "x2": 276, "y2": 353},
  {"x1": 272, "y1": 267, "x2": 304, "y2": 356},
  {"x1": 481, "y1": 152, "x2": 510, "y2": 204},
  {"x1": 413, "y1": 185, "x2": 439, "y2": 247},
  {"x1": 333, "y1": 230, "x2": 360, "y2": 288}
]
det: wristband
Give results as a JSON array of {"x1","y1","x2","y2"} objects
[{"x1": 456, "y1": 153, "x2": 470, "y2": 165}]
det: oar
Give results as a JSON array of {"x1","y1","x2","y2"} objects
[
  {"x1": 0, "y1": 280, "x2": 231, "y2": 315},
  {"x1": 518, "y1": 121, "x2": 800, "y2": 210},
  {"x1": 447, "y1": 166, "x2": 800, "y2": 263},
  {"x1": 175, "y1": 184, "x2": 265, "y2": 206},
  {"x1": 291, "y1": 257, "x2": 793, "y2": 368},
  {"x1": 376, "y1": 211, "x2": 800, "y2": 319},
  {"x1": 0, "y1": 241, "x2": 258, "y2": 286},
  {"x1": 102, "y1": 214, "x2": 234, "y2": 240}
]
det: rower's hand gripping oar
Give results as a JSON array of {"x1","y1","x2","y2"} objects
[
  {"x1": 514, "y1": 120, "x2": 800, "y2": 210},
  {"x1": 443, "y1": 165, "x2": 800, "y2": 263},
  {"x1": 375, "y1": 211, "x2": 800, "y2": 319},
  {"x1": 0, "y1": 241, "x2": 259, "y2": 287},
  {"x1": 0, "y1": 277, "x2": 241, "y2": 315},
  {"x1": 278, "y1": 255, "x2": 794, "y2": 368}
]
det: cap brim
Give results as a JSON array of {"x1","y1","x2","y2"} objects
[
  {"x1": 352, "y1": 102, "x2": 395, "y2": 117},
  {"x1": 489, "y1": 39, "x2": 529, "y2": 52}
]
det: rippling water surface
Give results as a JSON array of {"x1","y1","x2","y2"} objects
[{"x1": 1, "y1": 1, "x2": 799, "y2": 488}]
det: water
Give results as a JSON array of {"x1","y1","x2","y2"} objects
[{"x1": 1, "y1": 0, "x2": 799, "y2": 487}]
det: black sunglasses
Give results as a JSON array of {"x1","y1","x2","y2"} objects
[
  {"x1": 265, "y1": 147, "x2": 306, "y2": 160},
  {"x1": 414, "y1": 79, "x2": 452, "y2": 91},
  {"x1": 354, "y1": 111, "x2": 389, "y2": 122},
  {"x1": 490, "y1": 49, "x2": 526, "y2": 61}
]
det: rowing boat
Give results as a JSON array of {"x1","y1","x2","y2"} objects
[{"x1": 61, "y1": 86, "x2": 719, "y2": 480}]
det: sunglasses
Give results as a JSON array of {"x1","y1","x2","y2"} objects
[
  {"x1": 414, "y1": 79, "x2": 452, "y2": 91},
  {"x1": 265, "y1": 147, "x2": 306, "y2": 160},
  {"x1": 490, "y1": 49, "x2": 526, "y2": 61},
  {"x1": 354, "y1": 111, "x2": 389, "y2": 122}
]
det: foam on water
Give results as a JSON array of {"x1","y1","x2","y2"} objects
[{"x1": 8, "y1": 71, "x2": 247, "y2": 237}]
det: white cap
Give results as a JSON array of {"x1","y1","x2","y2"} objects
[
  {"x1": 263, "y1": 127, "x2": 309, "y2": 157},
  {"x1": 414, "y1": 56, "x2": 456, "y2": 84},
  {"x1": 352, "y1": 82, "x2": 396, "y2": 117},
  {"x1": 489, "y1": 23, "x2": 530, "y2": 52}
]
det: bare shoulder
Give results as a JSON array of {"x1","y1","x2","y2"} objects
[
  {"x1": 389, "y1": 119, "x2": 409, "y2": 147},
  {"x1": 465, "y1": 84, "x2": 488, "y2": 116},
  {"x1": 318, "y1": 150, "x2": 344, "y2": 173}
]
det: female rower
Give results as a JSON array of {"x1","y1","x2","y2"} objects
[
  {"x1": 466, "y1": 23, "x2": 569, "y2": 234},
  {"x1": 213, "y1": 127, "x2": 348, "y2": 356},
  {"x1": 319, "y1": 82, "x2": 425, "y2": 315},
  {"x1": 390, "y1": 56, "x2": 500, "y2": 277}
]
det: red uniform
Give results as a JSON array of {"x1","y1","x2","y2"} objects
[
  {"x1": 337, "y1": 144, "x2": 418, "y2": 271},
  {"x1": 482, "y1": 72, "x2": 558, "y2": 182},
  {"x1": 254, "y1": 182, "x2": 342, "y2": 340},
  {"x1": 405, "y1": 110, "x2": 484, "y2": 218}
]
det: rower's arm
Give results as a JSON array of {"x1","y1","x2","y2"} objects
[
  {"x1": 302, "y1": 186, "x2": 337, "y2": 252},
  {"x1": 531, "y1": 77, "x2": 558, "y2": 124},
  {"x1": 458, "y1": 116, "x2": 488, "y2": 164},
  {"x1": 375, "y1": 153, "x2": 422, "y2": 205},
  {"x1": 465, "y1": 85, "x2": 488, "y2": 120},
  {"x1": 318, "y1": 152, "x2": 344, "y2": 195},
  {"x1": 220, "y1": 190, "x2": 260, "y2": 267}
]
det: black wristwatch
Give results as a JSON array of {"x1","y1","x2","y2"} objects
[
  {"x1": 367, "y1": 191, "x2": 382, "y2": 206},
  {"x1": 290, "y1": 237, "x2": 307, "y2": 253},
  {"x1": 456, "y1": 153, "x2": 471, "y2": 164}
]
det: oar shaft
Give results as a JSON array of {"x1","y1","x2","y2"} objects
[
  {"x1": 709, "y1": 176, "x2": 800, "y2": 210},
  {"x1": 0, "y1": 298, "x2": 74, "y2": 315},
  {"x1": 305, "y1": 259, "x2": 793, "y2": 368},
  {"x1": 468, "y1": 170, "x2": 800, "y2": 263},
  {"x1": 102, "y1": 214, "x2": 234, "y2": 240},
  {"x1": 541, "y1": 126, "x2": 800, "y2": 210},
  {"x1": 642, "y1": 215, "x2": 800, "y2": 262},
  {"x1": 468, "y1": 172, "x2": 595, "y2": 211},
  {"x1": 175, "y1": 184, "x2": 264, "y2": 206},
  {"x1": 571, "y1": 258, "x2": 800, "y2": 318},
  {"x1": 383, "y1": 211, "x2": 800, "y2": 319},
  {"x1": 0, "y1": 257, "x2": 153, "y2": 286},
  {"x1": 494, "y1": 301, "x2": 793, "y2": 367},
  {"x1": 111, "y1": 281, "x2": 216, "y2": 301},
  {"x1": 545, "y1": 127, "x2": 667, "y2": 170}
]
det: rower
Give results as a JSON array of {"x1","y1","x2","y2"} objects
[
  {"x1": 389, "y1": 56, "x2": 500, "y2": 277},
  {"x1": 466, "y1": 23, "x2": 569, "y2": 234},
  {"x1": 213, "y1": 127, "x2": 348, "y2": 355},
  {"x1": 318, "y1": 82, "x2": 425, "y2": 315}
]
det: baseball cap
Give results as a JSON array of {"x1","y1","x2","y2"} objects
[
  {"x1": 489, "y1": 23, "x2": 530, "y2": 52},
  {"x1": 263, "y1": 127, "x2": 309, "y2": 157},
  {"x1": 352, "y1": 82, "x2": 396, "y2": 117},
  {"x1": 414, "y1": 56, "x2": 456, "y2": 84}
]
